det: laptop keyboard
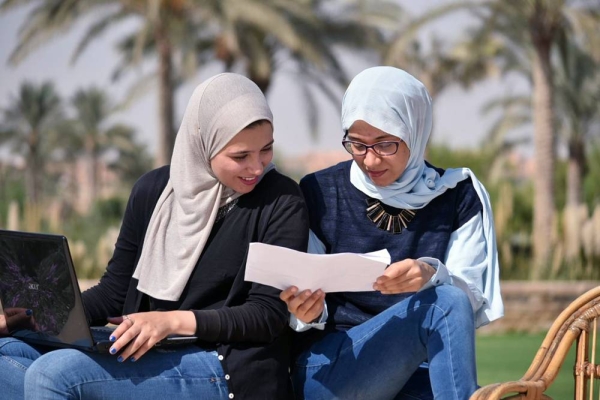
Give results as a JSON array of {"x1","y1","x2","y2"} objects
[{"x1": 90, "y1": 326, "x2": 115, "y2": 342}]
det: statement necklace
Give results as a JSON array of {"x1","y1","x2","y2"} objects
[
  {"x1": 216, "y1": 198, "x2": 239, "y2": 222},
  {"x1": 366, "y1": 198, "x2": 416, "y2": 234}
]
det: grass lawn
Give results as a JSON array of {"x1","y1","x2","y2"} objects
[{"x1": 476, "y1": 332, "x2": 576, "y2": 399}]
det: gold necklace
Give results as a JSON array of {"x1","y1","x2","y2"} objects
[{"x1": 366, "y1": 198, "x2": 416, "y2": 234}]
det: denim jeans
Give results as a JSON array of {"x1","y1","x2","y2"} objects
[
  {"x1": 0, "y1": 337, "x2": 229, "y2": 400},
  {"x1": 291, "y1": 285, "x2": 477, "y2": 400}
]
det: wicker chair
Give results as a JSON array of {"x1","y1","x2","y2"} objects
[{"x1": 471, "y1": 286, "x2": 600, "y2": 400}]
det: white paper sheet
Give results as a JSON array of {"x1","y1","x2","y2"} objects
[{"x1": 244, "y1": 242, "x2": 390, "y2": 292}]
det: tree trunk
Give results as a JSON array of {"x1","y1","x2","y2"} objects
[
  {"x1": 564, "y1": 137, "x2": 586, "y2": 261},
  {"x1": 530, "y1": 43, "x2": 556, "y2": 277},
  {"x1": 250, "y1": 72, "x2": 271, "y2": 93},
  {"x1": 25, "y1": 160, "x2": 37, "y2": 205},
  {"x1": 83, "y1": 133, "x2": 98, "y2": 213},
  {"x1": 154, "y1": 20, "x2": 175, "y2": 167},
  {"x1": 26, "y1": 130, "x2": 40, "y2": 205},
  {"x1": 567, "y1": 137, "x2": 585, "y2": 207}
]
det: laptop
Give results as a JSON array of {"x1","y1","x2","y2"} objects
[{"x1": 0, "y1": 229, "x2": 197, "y2": 353}]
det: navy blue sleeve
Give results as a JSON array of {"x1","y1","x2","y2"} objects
[{"x1": 453, "y1": 178, "x2": 483, "y2": 231}]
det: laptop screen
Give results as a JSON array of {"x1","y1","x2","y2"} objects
[{"x1": 0, "y1": 230, "x2": 94, "y2": 349}]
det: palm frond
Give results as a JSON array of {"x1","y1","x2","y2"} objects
[
  {"x1": 0, "y1": 125, "x2": 19, "y2": 146},
  {"x1": 384, "y1": 0, "x2": 479, "y2": 65},
  {"x1": 8, "y1": 0, "x2": 105, "y2": 64},
  {"x1": 485, "y1": 112, "x2": 531, "y2": 149},
  {"x1": 562, "y1": 6, "x2": 600, "y2": 62},
  {"x1": 110, "y1": 28, "x2": 157, "y2": 81},
  {"x1": 224, "y1": 0, "x2": 326, "y2": 68},
  {"x1": 115, "y1": 72, "x2": 158, "y2": 111},
  {"x1": 70, "y1": 7, "x2": 131, "y2": 64},
  {"x1": 0, "y1": 0, "x2": 37, "y2": 13},
  {"x1": 481, "y1": 94, "x2": 530, "y2": 115}
]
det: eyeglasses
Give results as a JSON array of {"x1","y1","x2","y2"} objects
[{"x1": 342, "y1": 140, "x2": 401, "y2": 156}]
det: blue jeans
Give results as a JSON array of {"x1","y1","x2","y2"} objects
[
  {"x1": 0, "y1": 337, "x2": 229, "y2": 399},
  {"x1": 292, "y1": 285, "x2": 477, "y2": 400}
]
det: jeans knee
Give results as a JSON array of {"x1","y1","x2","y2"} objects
[
  {"x1": 432, "y1": 285, "x2": 473, "y2": 318},
  {"x1": 0, "y1": 337, "x2": 26, "y2": 354},
  {"x1": 0, "y1": 337, "x2": 42, "y2": 367},
  {"x1": 24, "y1": 349, "x2": 81, "y2": 395}
]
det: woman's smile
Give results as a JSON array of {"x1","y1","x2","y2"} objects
[{"x1": 240, "y1": 176, "x2": 259, "y2": 185}]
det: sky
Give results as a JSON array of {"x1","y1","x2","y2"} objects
[{"x1": 0, "y1": 1, "x2": 528, "y2": 160}]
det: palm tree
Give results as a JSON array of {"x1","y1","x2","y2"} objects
[
  {"x1": 555, "y1": 39, "x2": 600, "y2": 207},
  {"x1": 64, "y1": 88, "x2": 111, "y2": 204},
  {"x1": 386, "y1": 0, "x2": 600, "y2": 272},
  {"x1": 477, "y1": 37, "x2": 600, "y2": 267},
  {"x1": 58, "y1": 87, "x2": 147, "y2": 211},
  {"x1": 1, "y1": 0, "x2": 198, "y2": 168},
  {"x1": 479, "y1": 38, "x2": 600, "y2": 209},
  {"x1": 553, "y1": 38, "x2": 600, "y2": 264},
  {"x1": 0, "y1": 81, "x2": 63, "y2": 205}
]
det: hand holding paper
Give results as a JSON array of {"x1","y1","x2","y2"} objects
[{"x1": 244, "y1": 243, "x2": 390, "y2": 292}]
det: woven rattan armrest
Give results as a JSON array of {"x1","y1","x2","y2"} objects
[{"x1": 470, "y1": 286, "x2": 600, "y2": 400}]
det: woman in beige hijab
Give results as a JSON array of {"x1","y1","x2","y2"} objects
[{"x1": 0, "y1": 73, "x2": 309, "y2": 400}]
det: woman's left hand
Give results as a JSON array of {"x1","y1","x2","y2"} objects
[
  {"x1": 373, "y1": 259, "x2": 436, "y2": 294},
  {"x1": 107, "y1": 310, "x2": 195, "y2": 362}
]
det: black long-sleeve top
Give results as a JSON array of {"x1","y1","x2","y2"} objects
[{"x1": 82, "y1": 166, "x2": 309, "y2": 399}]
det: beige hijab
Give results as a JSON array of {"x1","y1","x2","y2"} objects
[{"x1": 132, "y1": 73, "x2": 274, "y2": 301}]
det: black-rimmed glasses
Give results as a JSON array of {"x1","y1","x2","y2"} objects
[{"x1": 342, "y1": 140, "x2": 401, "y2": 156}]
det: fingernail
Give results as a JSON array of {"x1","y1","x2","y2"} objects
[
  {"x1": 130, "y1": 357, "x2": 136, "y2": 362},
  {"x1": 117, "y1": 356, "x2": 124, "y2": 362},
  {"x1": 110, "y1": 348, "x2": 117, "y2": 354},
  {"x1": 26, "y1": 309, "x2": 33, "y2": 316},
  {"x1": 109, "y1": 336, "x2": 116, "y2": 342},
  {"x1": 315, "y1": 290, "x2": 322, "y2": 296}
]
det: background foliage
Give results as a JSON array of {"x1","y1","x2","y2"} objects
[{"x1": 0, "y1": 1, "x2": 599, "y2": 280}]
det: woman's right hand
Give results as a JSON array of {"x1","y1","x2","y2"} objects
[
  {"x1": 106, "y1": 310, "x2": 196, "y2": 362},
  {"x1": 280, "y1": 286, "x2": 325, "y2": 324},
  {"x1": 0, "y1": 308, "x2": 35, "y2": 336}
]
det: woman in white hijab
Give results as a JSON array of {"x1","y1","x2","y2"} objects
[
  {"x1": 0, "y1": 73, "x2": 309, "y2": 400},
  {"x1": 281, "y1": 67, "x2": 503, "y2": 400}
]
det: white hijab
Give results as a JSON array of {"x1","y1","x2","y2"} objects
[
  {"x1": 133, "y1": 73, "x2": 274, "y2": 301},
  {"x1": 341, "y1": 66, "x2": 501, "y2": 324}
]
